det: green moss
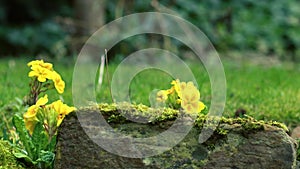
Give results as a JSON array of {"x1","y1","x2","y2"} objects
[
  {"x1": 80, "y1": 103, "x2": 289, "y2": 134},
  {"x1": 141, "y1": 128, "x2": 207, "y2": 168},
  {"x1": 0, "y1": 140, "x2": 26, "y2": 169},
  {"x1": 216, "y1": 128, "x2": 229, "y2": 135},
  {"x1": 98, "y1": 103, "x2": 117, "y2": 112}
]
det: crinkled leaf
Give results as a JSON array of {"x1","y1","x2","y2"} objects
[
  {"x1": 37, "y1": 150, "x2": 55, "y2": 164},
  {"x1": 32, "y1": 122, "x2": 48, "y2": 156},
  {"x1": 12, "y1": 114, "x2": 35, "y2": 159}
]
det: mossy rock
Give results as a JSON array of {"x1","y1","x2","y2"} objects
[
  {"x1": 0, "y1": 140, "x2": 27, "y2": 169},
  {"x1": 54, "y1": 103, "x2": 297, "y2": 169}
]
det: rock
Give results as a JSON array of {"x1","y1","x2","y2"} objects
[
  {"x1": 54, "y1": 103, "x2": 298, "y2": 169},
  {"x1": 291, "y1": 126, "x2": 300, "y2": 139},
  {"x1": 0, "y1": 140, "x2": 26, "y2": 169}
]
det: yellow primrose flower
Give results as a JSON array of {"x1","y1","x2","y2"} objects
[
  {"x1": 27, "y1": 60, "x2": 44, "y2": 67},
  {"x1": 166, "y1": 87, "x2": 174, "y2": 95},
  {"x1": 23, "y1": 94, "x2": 48, "y2": 135},
  {"x1": 48, "y1": 100, "x2": 76, "y2": 126},
  {"x1": 180, "y1": 82, "x2": 201, "y2": 114},
  {"x1": 181, "y1": 97, "x2": 200, "y2": 114},
  {"x1": 156, "y1": 90, "x2": 168, "y2": 102},
  {"x1": 57, "y1": 114, "x2": 64, "y2": 127},
  {"x1": 181, "y1": 82, "x2": 200, "y2": 99},
  {"x1": 23, "y1": 105, "x2": 39, "y2": 119},
  {"x1": 171, "y1": 79, "x2": 181, "y2": 97},
  {"x1": 27, "y1": 60, "x2": 53, "y2": 70},
  {"x1": 171, "y1": 79, "x2": 190, "y2": 98},
  {"x1": 51, "y1": 71, "x2": 65, "y2": 94},
  {"x1": 36, "y1": 94, "x2": 48, "y2": 106},
  {"x1": 28, "y1": 65, "x2": 53, "y2": 82},
  {"x1": 198, "y1": 101, "x2": 206, "y2": 113},
  {"x1": 50, "y1": 100, "x2": 76, "y2": 116},
  {"x1": 176, "y1": 99, "x2": 181, "y2": 104},
  {"x1": 24, "y1": 117, "x2": 38, "y2": 135},
  {"x1": 23, "y1": 95, "x2": 48, "y2": 119}
]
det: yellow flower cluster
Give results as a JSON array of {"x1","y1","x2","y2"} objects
[
  {"x1": 157, "y1": 79, "x2": 205, "y2": 114},
  {"x1": 23, "y1": 95, "x2": 48, "y2": 135},
  {"x1": 28, "y1": 60, "x2": 65, "y2": 94},
  {"x1": 23, "y1": 94, "x2": 76, "y2": 135},
  {"x1": 47, "y1": 100, "x2": 76, "y2": 127}
]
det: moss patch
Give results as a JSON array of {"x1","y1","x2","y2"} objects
[
  {"x1": 0, "y1": 140, "x2": 26, "y2": 169},
  {"x1": 81, "y1": 102, "x2": 289, "y2": 133}
]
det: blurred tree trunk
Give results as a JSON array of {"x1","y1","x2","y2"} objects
[{"x1": 72, "y1": 0, "x2": 106, "y2": 53}]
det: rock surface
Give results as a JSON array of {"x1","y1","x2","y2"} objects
[{"x1": 54, "y1": 103, "x2": 297, "y2": 169}]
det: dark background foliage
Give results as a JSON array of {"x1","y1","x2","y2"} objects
[{"x1": 0, "y1": 0, "x2": 299, "y2": 61}]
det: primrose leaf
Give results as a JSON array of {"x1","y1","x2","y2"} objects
[
  {"x1": 32, "y1": 122, "x2": 48, "y2": 155},
  {"x1": 13, "y1": 152, "x2": 36, "y2": 164},
  {"x1": 12, "y1": 114, "x2": 35, "y2": 159},
  {"x1": 47, "y1": 135, "x2": 57, "y2": 152},
  {"x1": 37, "y1": 150, "x2": 55, "y2": 164}
]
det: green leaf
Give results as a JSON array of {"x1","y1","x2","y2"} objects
[
  {"x1": 12, "y1": 145, "x2": 37, "y2": 165},
  {"x1": 37, "y1": 150, "x2": 55, "y2": 164},
  {"x1": 32, "y1": 122, "x2": 48, "y2": 158},
  {"x1": 13, "y1": 152, "x2": 36, "y2": 164},
  {"x1": 47, "y1": 135, "x2": 57, "y2": 152},
  {"x1": 12, "y1": 114, "x2": 35, "y2": 159}
]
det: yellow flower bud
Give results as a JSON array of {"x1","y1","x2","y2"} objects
[{"x1": 23, "y1": 95, "x2": 48, "y2": 119}]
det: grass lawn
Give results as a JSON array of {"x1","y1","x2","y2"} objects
[{"x1": 0, "y1": 55, "x2": 300, "y2": 134}]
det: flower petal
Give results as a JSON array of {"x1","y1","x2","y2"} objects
[{"x1": 36, "y1": 94, "x2": 48, "y2": 106}]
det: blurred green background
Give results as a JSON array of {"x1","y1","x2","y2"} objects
[
  {"x1": 1, "y1": 0, "x2": 300, "y2": 133},
  {"x1": 0, "y1": 0, "x2": 300, "y2": 61}
]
